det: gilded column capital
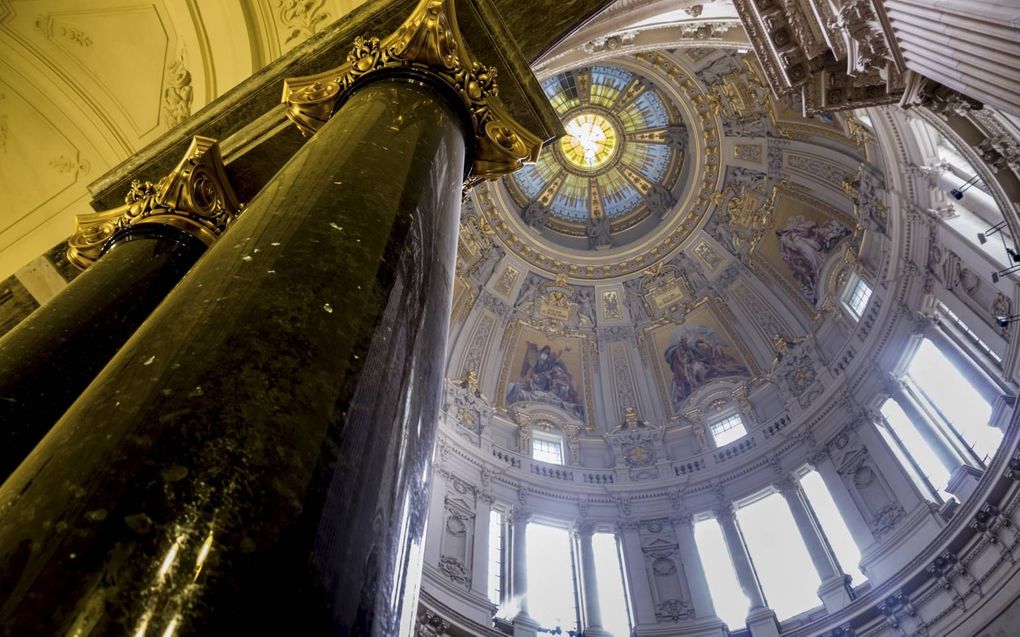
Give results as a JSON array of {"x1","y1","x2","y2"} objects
[
  {"x1": 281, "y1": 0, "x2": 543, "y2": 181},
  {"x1": 67, "y1": 137, "x2": 241, "y2": 269}
]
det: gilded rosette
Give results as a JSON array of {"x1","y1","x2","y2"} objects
[
  {"x1": 68, "y1": 137, "x2": 241, "y2": 269},
  {"x1": 281, "y1": 0, "x2": 543, "y2": 180}
]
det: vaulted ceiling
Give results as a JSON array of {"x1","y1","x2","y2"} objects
[{"x1": 0, "y1": 0, "x2": 369, "y2": 279}]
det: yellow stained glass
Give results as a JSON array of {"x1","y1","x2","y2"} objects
[{"x1": 560, "y1": 113, "x2": 618, "y2": 170}]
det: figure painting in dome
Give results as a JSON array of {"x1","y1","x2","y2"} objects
[
  {"x1": 664, "y1": 324, "x2": 748, "y2": 408},
  {"x1": 506, "y1": 340, "x2": 585, "y2": 420},
  {"x1": 775, "y1": 214, "x2": 851, "y2": 304}
]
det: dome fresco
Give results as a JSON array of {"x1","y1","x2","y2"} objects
[{"x1": 505, "y1": 63, "x2": 688, "y2": 249}]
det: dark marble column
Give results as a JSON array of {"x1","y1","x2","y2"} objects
[
  {"x1": 0, "y1": 71, "x2": 469, "y2": 637},
  {"x1": 0, "y1": 227, "x2": 205, "y2": 482}
]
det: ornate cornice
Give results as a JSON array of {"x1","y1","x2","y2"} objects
[
  {"x1": 281, "y1": 0, "x2": 543, "y2": 181},
  {"x1": 67, "y1": 136, "x2": 241, "y2": 269}
]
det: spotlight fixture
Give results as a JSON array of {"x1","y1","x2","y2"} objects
[
  {"x1": 978, "y1": 220, "x2": 1006, "y2": 244},
  {"x1": 995, "y1": 314, "x2": 1020, "y2": 328},
  {"x1": 991, "y1": 264, "x2": 1020, "y2": 283},
  {"x1": 950, "y1": 174, "x2": 980, "y2": 200}
]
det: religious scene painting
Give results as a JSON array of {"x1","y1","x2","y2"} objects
[
  {"x1": 649, "y1": 304, "x2": 751, "y2": 411},
  {"x1": 503, "y1": 326, "x2": 587, "y2": 421},
  {"x1": 759, "y1": 194, "x2": 853, "y2": 306}
]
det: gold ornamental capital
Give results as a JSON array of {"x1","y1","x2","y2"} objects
[
  {"x1": 281, "y1": 0, "x2": 543, "y2": 181},
  {"x1": 68, "y1": 137, "x2": 241, "y2": 269}
]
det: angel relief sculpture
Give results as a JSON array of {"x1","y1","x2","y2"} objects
[{"x1": 505, "y1": 341, "x2": 585, "y2": 420}]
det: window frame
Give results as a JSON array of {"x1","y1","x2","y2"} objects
[
  {"x1": 532, "y1": 433, "x2": 566, "y2": 465},
  {"x1": 708, "y1": 413, "x2": 748, "y2": 447},
  {"x1": 842, "y1": 273, "x2": 873, "y2": 321}
]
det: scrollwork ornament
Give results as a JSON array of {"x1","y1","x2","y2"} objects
[
  {"x1": 67, "y1": 137, "x2": 241, "y2": 269},
  {"x1": 282, "y1": 0, "x2": 543, "y2": 180}
]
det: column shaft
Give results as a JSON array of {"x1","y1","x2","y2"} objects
[
  {"x1": 471, "y1": 497, "x2": 493, "y2": 600},
  {"x1": 891, "y1": 381, "x2": 964, "y2": 474},
  {"x1": 672, "y1": 515, "x2": 717, "y2": 619},
  {"x1": 511, "y1": 510, "x2": 531, "y2": 618},
  {"x1": 715, "y1": 506, "x2": 767, "y2": 611},
  {"x1": 576, "y1": 525, "x2": 605, "y2": 632},
  {"x1": 925, "y1": 327, "x2": 1002, "y2": 407},
  {"x1": 0, "y1": 227, "x2": 205, "y2": 482},
  {"x1": 812, "y1": 452, "x2": 876, "y2": 553},
  {"x1": 425, "y1": 470, "x2": 450, "y2": 567},
  {"x1": 619, "y1": 523, "x2": 657, "y2": 625},
  {"x1": 858, "y1": 418, "x2": 928, "y2": 508},
  {"x1": 777, "y1": 482, "x2": 841, "y2": 581},
  {"x1": 0, "y1": 75, "x2": 469, "y2": 637}
]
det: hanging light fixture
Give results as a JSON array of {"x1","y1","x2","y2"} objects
[
  {"x1": 994, "y1": 314, "x2": 1020, "y2": 328},
  {"x1": 950, "y1": 174, "x2": 981, "y2": 200}
]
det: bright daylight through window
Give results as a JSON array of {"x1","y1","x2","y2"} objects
[
  {"x1": 526, "y1": 522, "x2": 577, "y2": 632},
  {"x1": 533, "y1": 436, "x2": 565, "y2": 465},
  {"x1": 738, "y1": 493, "x2": 821, "y2": 619},
  {"x1": 593, "y1": 532, "x2": 631, "y2": 637},
  {"x1": 843, "y1": 275, "x2": 872, "y2": 319},
  {"x1": 710, "y1": 414, "x2": 747, "y2": 447}
]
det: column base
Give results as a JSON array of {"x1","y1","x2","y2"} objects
[
  {"x1": 746, "y1": 607, "x2": 781, "y2": 637},
  {"x1": 990, "y1": 395, "x2": 1015, "y2": 432},
  {"x1": 633, "y1": 617, "x2": 728, "y2": 636},
  {"x1": 947, "y1": 464, "x2": 984, "y2": 502},
  {"x1": 817, "y1": 575, "x2": 854, "y2": 612},
  {"x1": 584, "y1": 627, "x2": 613, "y2": 637},
  {"x1": 513, "y1": 612, "x2": 540, "y2": 637}
]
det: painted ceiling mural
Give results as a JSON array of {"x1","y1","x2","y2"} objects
[{"x1": 454, "y1": 45, "x2": 876, "y2": 435}]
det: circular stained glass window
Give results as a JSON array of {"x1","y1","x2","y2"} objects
[
  {"x1": 504, "y1": 62, "x2": 689, "y2": 251},
  {"x1": 560, "y1": 112, "x2": 619, "y2": 170}
]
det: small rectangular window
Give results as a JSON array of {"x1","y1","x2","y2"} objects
[
  {"x1": 843, "y1": 275, "x2": 873, "y2": 320},
  {"x1": 533, "y1": 437, "x2": 564, "y2": 465},
  {"x1": 709, "y1": 414, "x2": 747, "y2": 447}
]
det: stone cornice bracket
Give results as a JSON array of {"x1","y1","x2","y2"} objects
[
  {"x1": 67, "y1": 136, "x2": 241, "y2": 269},
  {"x1": 281, "y1": 0, "x2": 544, "y2": 181}
]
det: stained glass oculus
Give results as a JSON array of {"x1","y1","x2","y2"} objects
[
  {"x1": 506, "y1": 61, "x2": 688, "y2": 249},
  {"x1": 561, "y1": 113, "x2": 619, "y2": 170}
]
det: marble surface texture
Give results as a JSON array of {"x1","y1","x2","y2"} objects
[
  {"x1": 0, "y1": 76, "x2": 467, "y2": 636},
  {"x1": 0, "y1": 228, "x2": 205, "y2": 483}
]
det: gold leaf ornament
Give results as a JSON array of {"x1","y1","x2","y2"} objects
[{"x1": 282, "y1": 0, "x2": 542, "y2": 180}]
